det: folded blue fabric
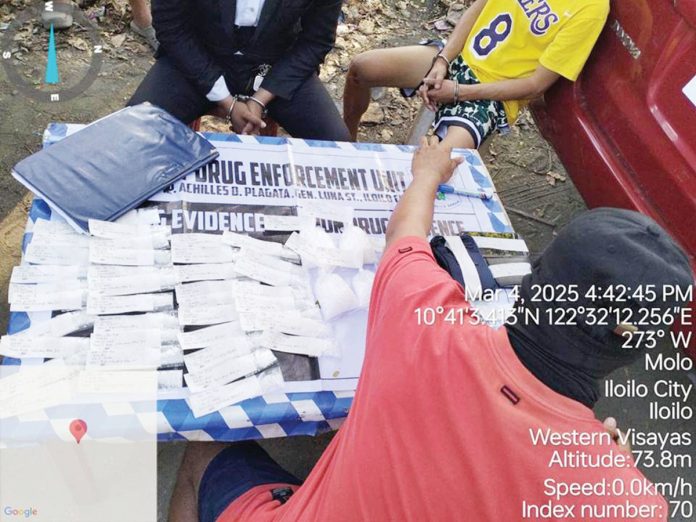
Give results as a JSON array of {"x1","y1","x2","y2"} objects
[{"x1": 12, "y1": 103, "x2": 218, "y2": 233}]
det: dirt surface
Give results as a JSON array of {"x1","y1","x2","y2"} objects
[
  {"x1": 4, "y1": 2, "x2": 690, "y2": 521},
  {"x1": 1, "y1": 0, "x2": 155, "y2": 331}
]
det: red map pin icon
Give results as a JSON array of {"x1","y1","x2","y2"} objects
[{"x1": 70, "y1": 419, "x2": 87, "y2": 444}]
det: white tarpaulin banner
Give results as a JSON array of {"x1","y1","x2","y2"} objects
[
  {"x1": 147, "y1": 135, "x2": 514, "y2": 392},
  {"x1": 33, "y1": 128, "x2": 515, "y2": 395}
]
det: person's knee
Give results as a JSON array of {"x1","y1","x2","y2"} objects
[
  {"x1": 329, "y1": 124, "x2": 352, "y2": 143},
  {"x1": 126, "y1": 91, "x2": 144, "y2": 107},
  {"x1": 347, "y1": 51, "x2": 383, "y2": 88},
  {"x1": 178, "y1": 442, "x2": 229, "y2": 490},
  {"x1": 304, "y1": 119, "x2": 351, "y2": 142},
  {"x1": 440, "y1": 125, "x2": 478, "y2": 150}
]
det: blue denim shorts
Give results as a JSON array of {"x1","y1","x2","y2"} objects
[{"x1": 198, "y1": 441, "x2": 302, "y2": 522}]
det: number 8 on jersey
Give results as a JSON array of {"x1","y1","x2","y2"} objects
[{"x1": 471, "y1": 13, "x2": 513, "y2": 58}]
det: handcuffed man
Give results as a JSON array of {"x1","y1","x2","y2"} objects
[
  {"x1": 344, "y1": 0, "x2": 609, "y2": 148},
  {"x1": 128, "y1": 0, "x2": 351, "y2": 140}
]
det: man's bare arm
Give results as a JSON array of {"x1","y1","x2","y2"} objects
[
  {"x1": 385, "y1": 137, "x2": 464, "y2": 248},
  {"x1": 425, "y1": 64, "x2": 560, "y2": 106},
  {"x1": 461, "y1": 64, "x2": 560, "y2": 101},
  {"x1": 420, "y1": 0, "x2": 488, "y2": 109},
  {"x1": 440, "y1": 0, "x2": 489, "y2": 62}
]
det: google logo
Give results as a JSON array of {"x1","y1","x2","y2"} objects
[{"x1": 3, "y1": 506, "x2": 38, "y2": 518}]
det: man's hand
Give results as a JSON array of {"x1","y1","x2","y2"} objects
[
  {"x1": 241, "y1": 87, "x2": 276, "y2": 134},
  {"x1": 419, "y1": 58, "x2": 449, "y2": 111},
  {"x1": 237, "y1": 101, "x2": 266, "y2": 135},
  {"x1": 422, "y1": 78, "x2": 460, "y2": 107},
  {"x1": 412, "y1": 136, "x2": 464, "y2": 185},
  {"x1": 385, "y1": 137, "x2": 463, "y2": 247},
  {"x1": 603, "y1": 417, "x2": 631, "y2": 453},
  {"x1": 214, "y1": 98, "x2": 266, "y2": 135}
]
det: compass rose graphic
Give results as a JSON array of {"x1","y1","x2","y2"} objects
[{"x1": 1, "y1": 0, "x2": 103, "y2": 103}]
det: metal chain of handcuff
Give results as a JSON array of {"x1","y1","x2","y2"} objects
[
  {"x1": 225, "y1": 95, "x2": 268, "y2": 130},
  {"x1": 429, "y1": 52, "x2": 459, "y2": 103},
  {"x1": 225, "y1": 64, "x2": 272, "y2": 130}
]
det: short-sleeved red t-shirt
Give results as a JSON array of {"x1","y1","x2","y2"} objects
[{"x1": 219, "y1": 236, "x2": 667, "y2": 521}]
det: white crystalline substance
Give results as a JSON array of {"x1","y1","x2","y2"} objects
[
  {"x1": 315, "y1": 272, "x2": 359, "y2": 320},
  {"x1": 339, "y1": 226, "x2": 376, "y2": 265},
  {"x1": 301, "y1": 226, "x2": 335, "y2": 249}
]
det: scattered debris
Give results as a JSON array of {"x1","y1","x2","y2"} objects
[
  {"x1": 110, "y1": 33, "x2": 126, "y2": 48},
  {"x1": 371, "y1": 87, "x2": 387, "y2": 101},
  {"x1": 67, "y1": 36, "x2": 90, "y2": 51},
  {"x1": 446, "y1": 3, "x2": 466, "y2": 26},
  {"x1": 507, "y1": 207, "x2": 557, "y2": 227},
  {"x1": 362, "y1": 103, "x2": 385, "y2": 124},
  {"x1": 545, "y1": 171, "x2": 567, "y2": 186},
  {"x1": 85, "y1": 5, "x2": 107, "y2": 22},
  {"x1": 358, "y1": 19, "x2": 375, "y2": 35},
  {"x1": 434, "y1": 19, "x2": 451, "y2": 31}
]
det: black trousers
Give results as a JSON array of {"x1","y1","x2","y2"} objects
[{"x1": 128, "y1": 56, "x2": 351, "y2": 142}]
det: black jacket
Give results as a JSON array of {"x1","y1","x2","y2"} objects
[{"x1": 152, "y1": 0, "x2": 342, "y2": 100}]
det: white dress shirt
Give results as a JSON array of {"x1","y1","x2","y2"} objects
[
  {"x1": 235, "y1": 0, "x2": 266, "y2": 27},
  {"x1": 207, "y1": 0, "x2": 267, "y2": 101}
]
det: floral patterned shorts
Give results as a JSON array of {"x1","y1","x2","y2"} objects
[{"x1": 433, "y1": 55, "x2": 510, "y2": 148}]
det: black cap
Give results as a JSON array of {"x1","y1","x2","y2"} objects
[
  {"x1": 535, "y1": 207, "x2": 692, "y2": 313},
  {"x1": 517, "y1": 207, "x2": 693, "y2": 368},
  {"x1": 509, "y1": 208, "x2": 694, "y2": 407}
]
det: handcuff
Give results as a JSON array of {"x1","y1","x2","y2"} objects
[
  {"x1": 425, "y1": 52, "x2": 460, "y2": 103},
  {"x1": 225, "y1": 94, "x2": 268, "y2": 129},
  {"x1": 432, "y1": 52, "x2": 451, "y2": 68},
  {"x1": 246, "y1": 96, "x2": 268, "y2": 116},
  {"x1": 225, "y1": 95, "x2": 239, "y2": 125}
]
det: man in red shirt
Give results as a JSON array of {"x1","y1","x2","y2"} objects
[{"x1": 169, "y1": 139, "x2": 692, "y2": 522}]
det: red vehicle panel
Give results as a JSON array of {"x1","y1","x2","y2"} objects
[{"x1": 531, "y1": 0, "x2": 696, "y2": 359}]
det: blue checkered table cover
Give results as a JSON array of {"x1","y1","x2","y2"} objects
[
  {"x1": 1, "y1": 125, "x2": 512, "y2": 444},
  {"x1": 2, "y1": 197, "x2": 354, "y2": 443}
]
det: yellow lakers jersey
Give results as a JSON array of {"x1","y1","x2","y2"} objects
[{"x1": 462, "y1": 0, "x2": 609, "y2": 123}]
